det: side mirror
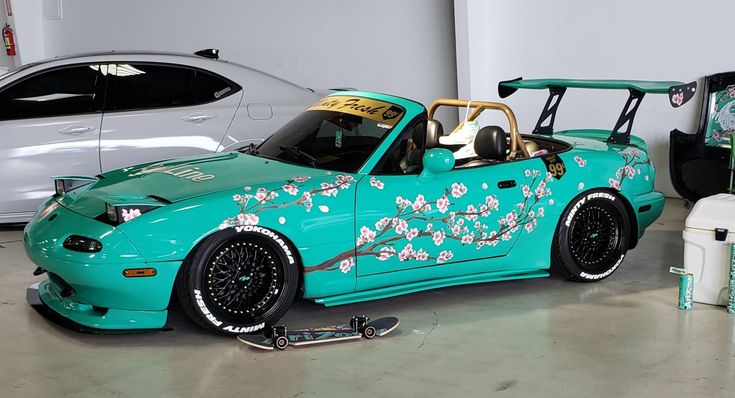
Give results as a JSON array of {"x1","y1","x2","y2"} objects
[{"x1": 419, "y1": 148, "x2": 454, "y2": 180}]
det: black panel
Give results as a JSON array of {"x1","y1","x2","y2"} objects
[
  {"x1": 607, "y1": 89, "x2": 645, "y2": 145},
  {"x1": 533, "y1": 86, "x2": 566, "y2": 135}
]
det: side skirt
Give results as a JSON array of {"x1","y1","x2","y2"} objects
[{"x1": 313, "y1": 269, "x2": 549, "y2": 307}]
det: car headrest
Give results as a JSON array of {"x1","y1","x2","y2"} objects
[
  {"x1": 426, "y1": 119, "x2": 443, "y2": 148},
  {"x1": 474, "y1": 126, "x2": 507, "y2": 161}
]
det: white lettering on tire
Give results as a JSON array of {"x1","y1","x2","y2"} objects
[
  {"x1": 234, "y1": 225, "x2": 295, "y2": 264},
  {"x1": 194, "y1": 289, "x2": 266, "y2": 333},
  {"x1": 579, "y1": 254, "x2": 625, "y2": 280}
]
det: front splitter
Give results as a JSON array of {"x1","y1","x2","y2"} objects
[{"x1": 26, "y1": 282, "x2": 170, "y2": 335}]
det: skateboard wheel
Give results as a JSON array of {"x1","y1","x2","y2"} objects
[
  {"x1": 274, "y1": 336, "x2": 289, "y2": 350},
  {"x1": 362, "y1": 325, "x2": 377, "y2": 339}
]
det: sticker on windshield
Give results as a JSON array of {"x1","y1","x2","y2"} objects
[
  {"x1": 307, "y1": 96, "x2": 405, "y2": 127},
  {"x1": 335, "y1": 131, "x2": 343, "y2": 148}
]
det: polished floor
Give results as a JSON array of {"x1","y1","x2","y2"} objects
[{"x1": 1, "y1": 199, "x2": 733, "y2": 397}]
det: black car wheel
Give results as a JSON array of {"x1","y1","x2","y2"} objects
[
  {"x1": 177, "y1": 227, "x2": 299, "y2": 335},
  {"x1": 551, "y1": 190, "x2": 630, "y2": 282}
]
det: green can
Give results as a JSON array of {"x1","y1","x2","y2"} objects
[
  {"x1": 670, "y1": 267, "x2": 694, "y2": 310},
  {"x1": 728, "y1": 244, "x2": 735, "y2": 314}
]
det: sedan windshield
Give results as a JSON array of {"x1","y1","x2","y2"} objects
[{"x1": 253, "y1": 96, "x2": 405, "y2": 172}]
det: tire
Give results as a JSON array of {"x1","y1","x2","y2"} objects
[
  {"x1": 176, "y1": 227, "x2": 299, "y2": 335},
  {"x1": 363, "y1": 325, "x2": 377, "y2": 339},
  {"x1": 551, "y1": 190, "x2": 631, "y2": 282}
]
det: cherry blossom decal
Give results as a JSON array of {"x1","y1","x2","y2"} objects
[
  {"x1": 608, "y1": 147, "x2": 650, "y2": 190},
  {"x1": 304, "y1": 170, "x2": 553, "y2": 273},
  {"x1": 573, "y1": 156, "x2": 587, "y2": 168},
  {"x1": 218, "y1": 174, "x2": 354, "y2": 230}
]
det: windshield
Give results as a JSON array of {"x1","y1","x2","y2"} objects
[{"x1": 253, "y1": 96, "x2": 405, "y2": 172}]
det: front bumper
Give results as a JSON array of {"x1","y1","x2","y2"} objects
[
  {"x1": 24, "y1": 199, "x2": 181, "y2": 331},
  {"x1": 27, "y1": 282, "x2": 169, "y2": 333}
]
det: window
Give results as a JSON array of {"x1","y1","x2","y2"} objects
[
  {"x1": 375, "y1": 120, "x2": 426, "y2": 175},
  {"x1": 255, "y1": 110, "x2": 398, "y2": 173},
  {"x1": 0, "y1": 66, "x2": 102, "y2": 120},
  {"x1": 106, "y1": 64, "x2": 237, "y2": 112}
]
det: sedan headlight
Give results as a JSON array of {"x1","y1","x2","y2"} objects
[{"x1": 105, "y1": 203, "x2": 160, "y2": 224}]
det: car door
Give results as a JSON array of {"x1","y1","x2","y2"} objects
[
  {"x1": 354, "y1": 125, "x2": 550, "y2": 277},
  {"x1": 99, "y1": 63, "x2": 242, "y2": 171},
  {"x1": 0, "y1": 64, "x2": 104, "y2": 221}
]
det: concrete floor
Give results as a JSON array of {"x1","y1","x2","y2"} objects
[{"x1": 1, "y1": 198, "x2": 733, "y2": 397}]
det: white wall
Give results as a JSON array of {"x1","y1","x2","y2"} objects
[
  {"x1": 39, "y1": 0, "x2": 458, "y2": 125},
  {"x1": 455, "y1": 0, "x2": 735, "y2": 197}
]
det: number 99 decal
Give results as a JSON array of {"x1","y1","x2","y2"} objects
[{"x1": 542, "y1": 154, "x2": 566, "y2": 180}]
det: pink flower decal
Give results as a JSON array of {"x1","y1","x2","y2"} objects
[
  {"x1": 436, "y1": 196, "x2": 450, "y2": 213},
  {"x1": 412, "y1": 194, "x2": 429, "y2": 212},
  {"x1": 122, "y1": 208, "x2": 142, "y2": 222},
  {"x1": 339, "y1": 257, "x2": 354, "y2": 273},
  {"x1": 671, "y1": 92, "x2": 684, "y2": 106},
  {"x1": 377, "y1": 247, "x2": 396, "y2": 261},
  {"x1": 375, "y1": 217, "x2": 391, "y2": 230},
  {"x1": 357, "y1": 226, "x2": 376, "y2": 246},
  {"x1": 293, "y1": 176, "x2": 310, "y2": 183},
  {"x1": 282, "y1": 184, "x2": 299, "y2": 196},
  {"x1": 437, "y1": 250, "x2": 454, "y2": 263},
  {"x1": 432, "y1": 229, "x2": 446, "y2": 246},
  {"x1": 393, "y1": 218, "x2": 408, "y2": 235},
  {"x1": 369, "y1": 177, "x2": 384, "y2": 190},
  {"x1": 236, "y1": 213, "x2": 259, "y2": 226},
  {"x1": 461, "y1": 234, "x2": 474, "y2": 244},
  {"x1": 522, "y1": 185, "x2": 532, "y2": 198},
  {"x1": 232, "y1": 194, "x2": 242, "y2": 201},
  {"x1": 398, "y1": 244, "x2": 416, "y2": 261},
  {"x1": 573, "y1": 156, "x2": 587, "y2": 168},
  {"x1": 320, "y1": 182, "x2": 338, "y2": 197},
  {"x1": 451, "y1": 182, "x2": 468, "y2": 198},
  {"x1": 609, "y1": 178, "x2": 621, "y2": 190},
  {"x1": 405, "y1": 228, "x2": 419, "y2": 241}
]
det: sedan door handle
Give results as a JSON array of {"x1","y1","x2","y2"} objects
[
  {"x1": 57, "y1": 126, "x2": 95, "y2": 135},
  {"x1": 182, "y1": 113, "x2": 216, "y2": 123}
]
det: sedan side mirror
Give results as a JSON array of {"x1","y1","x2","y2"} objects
[{"x1": 419, "y1": 148, "x2": 454, "y2": 181}]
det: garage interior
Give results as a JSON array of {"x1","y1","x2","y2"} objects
[{"x1": 2, "y1": 1, "x2": 735, "y2": 397}]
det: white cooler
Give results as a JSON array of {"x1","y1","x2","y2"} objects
[{"x1": 683, "y1": 194, "x2": 735, "y2": 306}]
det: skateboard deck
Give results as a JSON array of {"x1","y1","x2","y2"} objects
[{"x1": 238, "y1": 316, "x2": 399, "y2": 350}]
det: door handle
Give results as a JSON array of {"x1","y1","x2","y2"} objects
[
  {"x1": 182, "y1": 113, "x2": 216, "y2": 123},
  {"x1": 57, "y1": 126, "x2": 95, "y2": 135},
  {"x1": 498, "y1": 180, "x2": 517, "y2": 189}
]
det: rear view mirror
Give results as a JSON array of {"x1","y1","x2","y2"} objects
[{"x1": 419, "y1": 148, "x2": 454, "y2": 180}]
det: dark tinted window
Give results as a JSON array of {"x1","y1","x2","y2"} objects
[
  {"x1": 108, "y1": 64, "x2": 196, "y2": 111},
  {"x1": 0, "y1": 65, "x2": 101, "y2": 120},
  {"x1": 377, "y1": 120, "x2": 426, "y2": 175},
  {"x1": 107, "y1": 64, "x2": 237, "y2": 111},
  {"x1": 253, "y1": 110, "x2": 399, "y2": 172}
]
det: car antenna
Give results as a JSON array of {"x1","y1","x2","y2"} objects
[{"x1": 194, "y1": 48, "x2": 219, "y2": 60}]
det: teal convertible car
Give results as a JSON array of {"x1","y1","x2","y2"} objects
[{"x1": 24, "y1": 79, "x2": 695, "y2": 334}]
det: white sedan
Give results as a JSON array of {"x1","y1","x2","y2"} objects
[{"x1": 0, "y1": 49, "x2": 322, "y2": 223}]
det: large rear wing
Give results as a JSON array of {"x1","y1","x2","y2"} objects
[{"x1": 498, "y1": 77, "x2": 697, "y2": 145}]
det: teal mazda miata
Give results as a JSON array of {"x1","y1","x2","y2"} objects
[{"x1": 24, "y1": 78, "x2": 695, "y2": 334}]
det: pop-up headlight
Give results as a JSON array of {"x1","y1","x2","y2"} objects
[{"x1": 53, "y1": 177, "x2": 97, "y2": 195}]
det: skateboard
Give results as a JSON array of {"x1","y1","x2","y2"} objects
[{"x1": 237, "y1": 316, "x2": 399, "y2": 350}]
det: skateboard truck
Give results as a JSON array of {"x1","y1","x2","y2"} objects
[
  {"x1": 350, "y1": 315, "x2": 377, "y2": 339},
  {"x1": 271, "y1": 325, "x2": 289, "y2": 350}
]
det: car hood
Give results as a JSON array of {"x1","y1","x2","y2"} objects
[{"x1": 57, "y1": 152, "x2": 327, "y2": 219}]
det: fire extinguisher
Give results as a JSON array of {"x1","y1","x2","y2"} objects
[{"x1": 3, "y1": 24, "x2": 15, "y2": 56}]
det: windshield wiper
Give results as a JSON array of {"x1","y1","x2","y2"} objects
[
  {"x1": 278, "y1": 145, "x2": 317, "y2": 167},
  {"x1": 237, "y1": 142, "x2": 259, "y2": 155}
]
